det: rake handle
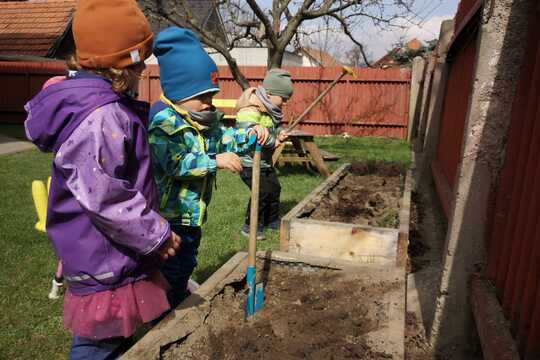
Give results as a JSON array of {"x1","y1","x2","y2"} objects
[{"x1": 248, "y1": 144, "x2": 262, "y2": 267}]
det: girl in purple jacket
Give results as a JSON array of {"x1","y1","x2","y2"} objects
[{"x1": 24, "y1": 0, "x2": 179, "y2": 358}]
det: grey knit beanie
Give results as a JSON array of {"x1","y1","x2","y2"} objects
[{"x1": 262, "y1": 69, "x2": 293, "y2": 99}]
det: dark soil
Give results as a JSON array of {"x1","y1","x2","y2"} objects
[
  {"x1": 349, "y1": 161, "x2": 405, "y2": 177},
  {"x1": 407, "y1": 192, "x2": 431, "y2": 273},
  {"x1": 165, "y1": 265, "x2": 400, "y2": 360},
  {"x1": 305, "y1": 161, "x2": 404, "y2": 228},
  {"x1": 405, "y1": 312, "x2": 435, "y2": 360}
]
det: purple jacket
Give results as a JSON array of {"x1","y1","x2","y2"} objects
[{"x1": 25, "y1": 77, "x2": 171, "y2": 296}]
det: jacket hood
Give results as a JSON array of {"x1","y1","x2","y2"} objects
[{"x1": 24, "y1": 78, "x2": 121, "y2": 152}]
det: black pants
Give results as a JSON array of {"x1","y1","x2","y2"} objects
[{"x1": 240, "y1": 167, "x2": 281, "y2": 227}]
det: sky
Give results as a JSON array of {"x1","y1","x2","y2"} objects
[
  {"x1": 257, "y1": 0, "x2": 461, "y2": 61},
  {"x1": 355, "y1": 0, "x2": 461, "y2": 59}
]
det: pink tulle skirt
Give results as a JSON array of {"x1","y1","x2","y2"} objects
[{"x1": 63, "y1": 272, "x2": 170, "y2": 340}]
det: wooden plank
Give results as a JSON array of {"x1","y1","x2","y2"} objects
[
  {"x1": 278, "y1": 156, "x2": 312, "y2": 163},
  {"x1": 271, "y1": 142, "x2": 286, "y2": 166},
  {"x1": 280, "y1": 164, "x2": 349, "y2": 251},
  {"x1": 470, "y1": 273, "x2": 520, "y2": 360},
  {"x1": 303, "y1": 139, "x2": 331, "y2": 177},
  {"x1": 288, "y1": 219, "x2": 399, "y2": 265},
  {"x1": 396, "y1": 168, "x2": 413, "y2": 267},
  {"x1": 320, "y1": 149, "x2": 339, "y2": 161},
  {"x1": 258, "y1": 250, "x2": 403, "y2": 277}
]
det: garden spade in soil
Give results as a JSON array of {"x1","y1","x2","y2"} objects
[{"x1": 246, "y1": 141, "x2": 265, "y2": 318}]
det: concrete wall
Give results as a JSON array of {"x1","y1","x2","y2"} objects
[{"x1": 430, "y1": 0, "x2": 536, "y2": 354}]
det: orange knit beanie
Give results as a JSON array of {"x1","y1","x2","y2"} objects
[{"x1": 72, "y1": 0, "x2": 153, "y2": 69}]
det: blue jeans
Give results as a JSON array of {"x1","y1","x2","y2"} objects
[
  {"x1": 69, "y1": 336, "x2": 131, "y2": 360},
  {"x1": 161, "y1": 225, "x2": 202, "y2": 309}
]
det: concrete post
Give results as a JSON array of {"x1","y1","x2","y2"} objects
[
  {"x1": 422, "y1": 20, "x2": 455, "y2": 162},
  {"x1": 419, "y1": 20, "x2": 454, "y2": 155},
  {"x1": 415, "y1": 55, "x2": 436, "y2": 152},
  {"x1": 430, "y1": 0, "x2": 535, "y2": 354},
  {"x1": 407, "y1": 56, "x2": 426, "y2": 142}
]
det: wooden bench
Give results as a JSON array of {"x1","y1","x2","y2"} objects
[
  {"x1": 212, "y1": 99, "x2": 332, "y2": 177},
  {"x1": 212, "y1": 98, "x2": 237, "y2": 120},
  {"x1": 272, "y1": 130, "x2": 331, "y2": 177}
]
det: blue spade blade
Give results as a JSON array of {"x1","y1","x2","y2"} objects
[{"x1": 245, "y1": 265, "x2": 265, "y2": 318}]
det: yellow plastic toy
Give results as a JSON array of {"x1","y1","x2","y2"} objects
[
  {"x1": 31, "y1": 177, "x2": 50, "y2": 233},
  {"x1": 31, "y1": 177, "x2": 64, "y2": 299}
]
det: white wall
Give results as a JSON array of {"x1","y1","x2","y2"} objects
[
  {"x1": 207, "y1": 47, "x2": 303, "y2": 66},
  {"x1": 146, "y1": 48, "x2": 304, "y2": 67},
  {"x1": 302, "y1": 56, "x2": 318, "y2": 67}
]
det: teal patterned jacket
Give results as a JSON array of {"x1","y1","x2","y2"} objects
[{"x1": 148, "y1": 103, "x2": 254, "y2": 227}]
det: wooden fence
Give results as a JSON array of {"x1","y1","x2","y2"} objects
[
  {"x1": 412, "y1": 0, "x2": 540, "y2": 357},
  {"x1": 0, "y1": 61, "x2": 411, "y2": 138},
  {"x1": 485, "y1": 6, "x2": 540, "y2": 357}
]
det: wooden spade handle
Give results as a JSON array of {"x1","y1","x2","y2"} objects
[{"x1": 248, "y1": 144, "x2": 262, "y2": 267}]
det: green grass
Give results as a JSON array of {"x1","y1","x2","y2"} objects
[{"x1": 0, "y1": 134, "x2": 410, "y2": 359}]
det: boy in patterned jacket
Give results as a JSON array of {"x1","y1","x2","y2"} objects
[{"x1": 148, "y1": 27, "x2": 270, "y2": 308}]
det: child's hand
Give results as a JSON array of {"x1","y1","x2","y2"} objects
[
  {"x1": 248, "y1": 125, "x2": 269, "y2": 145},
  {"x1": 216, "y1": 152, "x2": 242, "y2": 173},
  {"x1": 277, "y1": 131, "x2": 289, "y2": 143},
  {"x1": 274, "y1": 131, "x2": 289, "y2": 148},
  {"x1": 158, "y1": 231, "x2": 181, "y2": 260}
]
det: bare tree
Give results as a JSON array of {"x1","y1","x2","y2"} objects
[
  {"x1": 344, "y1": 46, "x2": 373, "y2": 67},
  {"x1": 145, "y1": 0, "x2": 415, "y2": 90}
]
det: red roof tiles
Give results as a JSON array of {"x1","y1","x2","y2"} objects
[
  {"x1": 0, "y1": 0, "x2": 76, "y2": 57},
  {"x1": 301, "y1": 47, "x2": 341, "y2": 67}
]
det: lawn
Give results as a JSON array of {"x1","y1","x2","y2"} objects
[{"x1": 0, "y1": 134, "x2": 410, "y2": 359}]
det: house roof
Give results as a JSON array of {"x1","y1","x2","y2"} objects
[
  {"x1": 301, "y1": 47, "x2": 340, "y2": 67},
  {"x1": 373, "y1": 38, "x2": 424, "y2": 68},
  {"x1": 0, "y1": 0, "x2": 76, "y2": 57}
]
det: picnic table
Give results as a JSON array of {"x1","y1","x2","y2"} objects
[
  {"x1": 272, "y1": 130, "x2": 332, "y2": 178},
  {"x1": 212, "y1": 99, "x2": 335, "y2": 178}
]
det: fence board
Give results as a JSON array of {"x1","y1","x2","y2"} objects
[
  {"x1": 0, "y1": 62, "x2": 411, "y2": 138},
  {"x1": 434, "y1": 32, "x2": 477, "y2": 194},
  {"x1": 485, "y1": 7, "x2": 540, "y2": 358}
]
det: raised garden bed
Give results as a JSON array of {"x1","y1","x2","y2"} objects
[
  {"x1": 280, "y1": 161, "x2": 412, "y2": 267},
  {"x1": 123, "y1": 251, "x2": 406, "y2": 359}
]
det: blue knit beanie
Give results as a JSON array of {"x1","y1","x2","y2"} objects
[{"x1": 154, "y1": 27, "x2": 220, "y2": 102}]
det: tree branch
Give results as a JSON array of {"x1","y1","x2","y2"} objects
[
  {"x1": 245, "y1": 0, "x2": 277, "y2": 45},
  {"x1": 328, "y1": 13, "x2": 372, "y2": 67},
  {"x1": 149, "y1": 4, "x2": 250, "y2": 89},
  {"x1": 278, "y1": 0, "x2": 316, "y2": 53},
  {"x1": 302, "y1": 0, "x2": 362, "y2": 20}
]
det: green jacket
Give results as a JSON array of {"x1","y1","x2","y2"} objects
[
  {"x1": 149, "y1": 103, "x2": 255, "y2": 227},
  {"x1": 236, "y1": 110, "x2": 281, "y2": 169}
]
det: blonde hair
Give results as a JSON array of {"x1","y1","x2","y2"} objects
[{"x1": 67, "y1": 55, "x2": 142, "y2": 94}]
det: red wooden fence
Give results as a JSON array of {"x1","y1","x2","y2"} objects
[
  {"x1": 432, "y1": 27, "x2": 478, "y2": 217},
  {"x1": 486, "y1": 6, "x2": 540, "y2": 358},
  {"x1": 0, "y1": 61, "x2": 411, "y2": 138},
  {"x1": 141, "y1": 65, "x2": 411, "y2": 138},
  {"x1": 0, "y1": 61, "x2": 66, "y2": 124}
]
